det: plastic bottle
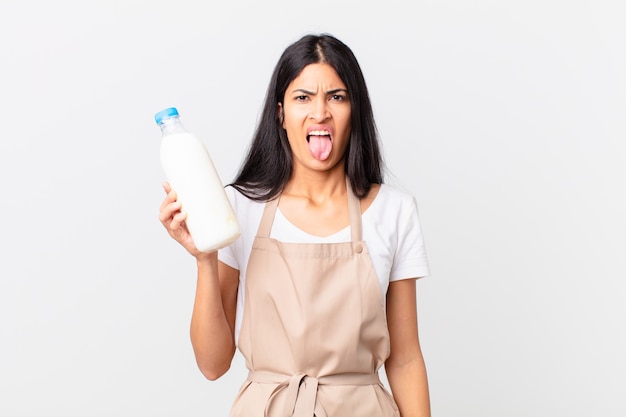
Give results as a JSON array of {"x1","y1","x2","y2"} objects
[{"x1": 155, "y1": 107, "x2": 240, "y2": 253}]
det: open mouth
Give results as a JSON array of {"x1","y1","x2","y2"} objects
[{"x1": 307, "y1": 130, "x2": 333, "y2": 160}]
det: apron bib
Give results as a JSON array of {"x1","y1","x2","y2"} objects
[{"x1": 230, "y1": 179, "x2": 399, "y2": 417}]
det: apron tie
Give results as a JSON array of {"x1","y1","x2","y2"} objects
[{"x1": 248, "y1": 371, "x2": 381, "y2": 417}]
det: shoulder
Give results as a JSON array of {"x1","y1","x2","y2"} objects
[
  {"x1": 224, "y1": 185, "x2": 266, "y2": 231},
  {"x1": 368, "y1": 183, "x2": 418, "y2": 215},
  {"x1": 225, "y1": 185, "x2": 265, "y2": 209},
  {"x1": 378, "y1": 183, "x2": 415, "y2": 202}
]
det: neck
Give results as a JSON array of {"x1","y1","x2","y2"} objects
[{"x1": 283, "y1": 168, "x2": 347, "y2": 203}]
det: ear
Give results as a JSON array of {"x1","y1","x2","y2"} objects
[{"x1": 277, "y1": 103, "x2": 285, "y2": 128}]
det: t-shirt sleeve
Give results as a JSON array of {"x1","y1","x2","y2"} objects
[
  {"x1": 217, "y1": 186, "x2": 239, "y2": 270},
  {"x1": 218, "y1": 243, "x2": 238, "y2": 269},
  {"x1": 389, "y1": 197, "x2": 430, "y2": 281}
]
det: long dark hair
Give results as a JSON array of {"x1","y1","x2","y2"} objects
[{"x1": 230, "y1": 33, "x2": 384, "y2": 201}]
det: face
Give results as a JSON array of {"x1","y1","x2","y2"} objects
[{"x1": 279, "y1": 63, "x2": 352, "y2": 174}]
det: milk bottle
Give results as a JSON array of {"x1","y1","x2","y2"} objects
[{"x1": 155, "y1": 107, "x2": 240, "y2": 253}]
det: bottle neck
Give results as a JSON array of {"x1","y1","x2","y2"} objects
[{"x1": 158, "y1": 116, "x2": 187, "y2": 135}]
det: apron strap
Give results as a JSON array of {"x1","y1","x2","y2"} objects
[
  {"x1": 257, "y1": 197, "x2": 279, "y2": 238},
  {"x1": 256, "y1": 177, "x2": 363, "y2": 242},
  {"x1": 346, "y1": 177, "x2": 362, "y2": 242}
]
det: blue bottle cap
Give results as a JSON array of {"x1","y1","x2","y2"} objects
[{"x1": 154, "y1": 107, "x2": 179, "y2": 124}]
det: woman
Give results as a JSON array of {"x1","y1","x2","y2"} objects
[{"x1": 159, "y1": 33, "x2": 431, "y2": 417}]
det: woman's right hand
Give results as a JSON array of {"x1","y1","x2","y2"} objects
[{"x1": 158, "y1": 182, "x2": 211, "y2": 259}]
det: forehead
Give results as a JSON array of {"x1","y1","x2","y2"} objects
[{"x1": 288, "y1": 63, "x2": 346, "y2": 90}]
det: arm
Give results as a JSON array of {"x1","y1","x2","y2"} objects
[
  {"x1": 159, "y1": 182, "x2": 239, "y2": 380},
  {"x1": 190, "y1": 256, "x2": 239, "y2": 380},
  {"x1": 385, "y1": 278, "x2": 431, "y2": 417}
]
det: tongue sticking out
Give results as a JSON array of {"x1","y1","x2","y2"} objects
[{"x1": 308, "y1": 135, "x2": 332, "y2": 160}]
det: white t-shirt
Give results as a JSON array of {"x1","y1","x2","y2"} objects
[{"x1": 218, "y1": 184, "x2": 430, "y2": 342}]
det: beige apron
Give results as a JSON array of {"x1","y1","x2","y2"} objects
[{"x1": 230, "y1": 180, "x2": 399, "y2": 417}]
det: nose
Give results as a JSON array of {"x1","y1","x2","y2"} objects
[{"x1": 309, "y1": 97, "x2": 330, "y2": 121}]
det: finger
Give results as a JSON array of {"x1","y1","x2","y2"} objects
[
  {"x1": 170, "y1": 210, "x2": 188, "y2": 230},
  {"x1": 159, "y1": 188, "x2": 179, "y2": 212},
  {"x1": 159, "y1": 201, "x2": 182, "y2": 223},
  {"x1": 162, "y1": 181, "x2": 171, "y2": 193}
]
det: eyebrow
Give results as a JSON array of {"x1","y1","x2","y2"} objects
[{"x1": 291, "y1": 88, "x2": 348, "y2": 95}]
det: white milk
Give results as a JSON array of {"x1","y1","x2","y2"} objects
[{"x1": 156, "y1": 108, "x2": 240, "y2": 253}]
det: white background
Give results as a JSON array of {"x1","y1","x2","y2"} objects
[{"x1": 1, "y1": 0, "x2": 624, "y2": 416}]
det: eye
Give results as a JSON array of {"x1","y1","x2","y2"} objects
[
  {"x1": 295, "y1": 95, "x2": 309, "y2": 102},
  {"x1": 330, "y1": 94, "x2": 347, "y2": 102}
]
